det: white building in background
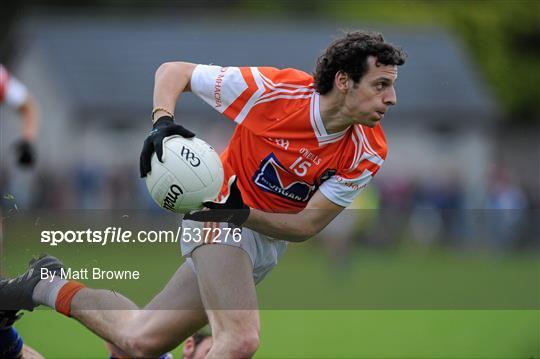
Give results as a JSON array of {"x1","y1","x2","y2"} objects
[{"x1": 1, "y1": 14, "x2": 500, "y2": 207}]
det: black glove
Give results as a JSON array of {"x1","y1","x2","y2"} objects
[
  {"x1": 139, "y1": 116, "x2": 195, "y2": 177},
  {"x1": 15, "y1": 140, "x2": 36, "y2": 167},
  {"x1": 184, "y1": 176, "x2": 250, "y2": 226}
]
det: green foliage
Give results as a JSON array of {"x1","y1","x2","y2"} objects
[
  {"x1": 17, "y1": 309, "x2": 540, "y2": 358},
  {"x1": 450, "y1": 1, "x2": 540, "y2": 123},
  {"x1": 323, "y1": 0, "x2": 540, "y2": 123}
]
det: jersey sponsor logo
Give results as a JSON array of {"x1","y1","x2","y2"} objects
[
  {"x1": 253, "y1": 153, "x2": 315, "y2": 202},
  {"x1": 163, "y1": 184, "x2": 183, "y2": 211},
  {"x1": 181, "y1": 146, "x2": 201, "y2": 167}
]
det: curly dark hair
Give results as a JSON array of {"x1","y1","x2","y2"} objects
[{"x1": 314, "y1": 31, "x2": 406, "y2": 94}]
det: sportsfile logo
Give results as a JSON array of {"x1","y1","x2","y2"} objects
[
  {"x1": 253, "y1": 153, "x2": 315, "y2": 202},
  {"x1": 163, "y1": 184, "x2": 183, "y2": 211},
  {"x1": 181, "y1": 146, "x2": 201, "y2": 167}
]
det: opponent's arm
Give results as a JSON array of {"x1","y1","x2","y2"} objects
[
  {"x1": 18, "y1": 94, "x2": 39, "y2": 142},
  {"x1": 245, "y1": 191, "x2": 344, "y2": 242},
  {"x1": 13, "y1": 94, "x2": 40, "y2": 167},
  {"x1": 3, "y1": 70, "x2": 39, "y2": 166}
]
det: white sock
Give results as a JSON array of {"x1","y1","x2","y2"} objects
[{"x1": 32, "y1": 278, "x2": 68, "y2": 308}]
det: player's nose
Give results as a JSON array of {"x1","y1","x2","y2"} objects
[{"x1": 384, "y1": 87, "x2": 397, "y2": 106}]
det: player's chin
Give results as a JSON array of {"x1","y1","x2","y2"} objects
[
  {"x1": 356, "y1": 116, "x2": 380, "y2": 127},
  {"x1": 363, "y1": 119, "x2": 379, "y2": 128}
]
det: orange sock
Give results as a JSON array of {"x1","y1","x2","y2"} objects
[{"x1": 55, "y1": 281, "x2": 85, "y2": 317}]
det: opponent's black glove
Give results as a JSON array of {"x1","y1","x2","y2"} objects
[
  {"x1": 139, "y1": 116, "x2": 195, "y2": 178},
  {"x1": 184, "y1": 176, "x2": 250, "y2": 226},
  {"x1": 14, "y1": 140, "x2": 36, "y2": 167}
]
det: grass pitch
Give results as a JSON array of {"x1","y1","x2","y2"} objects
[{"x1": 5, "y1": 222, "x2": 539, "y2": 358}]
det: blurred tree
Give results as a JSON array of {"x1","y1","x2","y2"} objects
[
  {"x1": 451, "y1": 1, "x2": 540, "y2": 124},
  {"x1": 0, "y1": 0, "x2": 25, "y2": 63},
  {"x1": 3, "y1": 0, "x2": 538, "y2": 122},
  {"x1": 310, "y1": 0, "x2": 540, "y2": 124}
]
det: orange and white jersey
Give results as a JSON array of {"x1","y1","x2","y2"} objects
[
  {"x1": 190, "y1": 65, "x2": 387, "y2": 212},
  {"x1": 0, "y1": 64, "x2": 28, "y2": 108}
]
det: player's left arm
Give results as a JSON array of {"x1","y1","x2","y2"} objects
[
  {"x1": 3, "y1": 70, "x2": 40, "y2": 166},
  {"x1": 13, "y1": 92, "x2": 40, "y2": 167},
  {"x1": 1, "y1": 68, "x2": 39, "y2": 141},
  {"x1": 244, "y1": 191, "x2": 344, "y2": 242},
  {"x1": 184, "y1": 177, "x2": 345, "y2": 242},
  {"x1": 17, "y1": 94, "x2": 39, "y2": 142}
]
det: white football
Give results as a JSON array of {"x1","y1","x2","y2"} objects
[{"x1": 145, "y1": 136, "x2": 224, "y2": 213}]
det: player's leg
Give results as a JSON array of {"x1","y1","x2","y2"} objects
[
  {"x1": 0, "y1": 327, "x2": 22, "y2": 357},
  {"x1": 0, "y1": 329, "x2": 24, "y2": 358},
  {"x1": 1, "y1": 256, "x2": 207, "y2": 358},
  {"x1": 0, "y1": 255, "x2": 141, "y2": 355},
  {"x1": 0, "y1": 313, "x2": 24, "y2": 358},
  {"x1": 75, "y1": 263, "x2": 208, "y2": 357},
  {"x1": 191, "y1": 243, "x2": 260, "y2": 358}
]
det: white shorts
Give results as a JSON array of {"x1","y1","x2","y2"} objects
[{"x1": 180, "y1": 219, "x2": 288, "y2": 284}]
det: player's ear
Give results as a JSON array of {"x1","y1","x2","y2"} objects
[
  {"x1": 334, "y1": 71, "x2": 350, "y2": 93},
  {"x1": 183, "y1": 337, "x2": 195, "y2": 357}
]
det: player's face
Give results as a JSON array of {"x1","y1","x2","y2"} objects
[{"x1": 344, "y1": 56, "x2": 398, "y2": 127}]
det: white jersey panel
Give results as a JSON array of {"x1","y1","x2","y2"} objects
[
  {"x1": 319, "y1": 171, "x2": 374, "y2": 207},
  {"x1": 191, "y1": 64, "x2": 248, "y2": 114},
  {"x1": 5, "y1": 76, "x2": 28, "y2": 108}
]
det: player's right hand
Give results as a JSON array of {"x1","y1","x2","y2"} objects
[
  {"x1": 184, "y1": 176, "x2": 250, "y2": 226},
  {"x1": 139, "y1": 116, "x2": 195, "y2": 178}
]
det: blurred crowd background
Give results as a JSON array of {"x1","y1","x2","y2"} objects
[{"x1": 1, "y1": 1, "x2": 539, "y2": 255}]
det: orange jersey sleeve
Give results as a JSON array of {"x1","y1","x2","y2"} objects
[{"x1": 190, "y1": 65, "x2": 315, "y2": 135}]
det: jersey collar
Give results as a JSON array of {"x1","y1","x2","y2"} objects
[{"x1": 310, "y1": 92, "x2": 349, "y2": 147}]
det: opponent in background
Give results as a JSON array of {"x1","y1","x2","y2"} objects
[{"x1": 0, "y1": 63, "x2": 42, "y2": 359}]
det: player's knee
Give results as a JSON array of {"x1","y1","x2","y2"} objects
[
  {"x1": 122, "y1": 332, "x2": 167, "y2": 358},
  {"x1": 216, "y1": 328, "x2": 260, "y2": 357},
  {"x1": 236, "y1": 331, "x2": 260, "y2": 357}
]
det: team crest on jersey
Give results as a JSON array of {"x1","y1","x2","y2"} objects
[{"x1": 253, "y1": 153, "x2": 315, "y2": 202}]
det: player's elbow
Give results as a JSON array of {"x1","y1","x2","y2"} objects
[
  {"x1": 122, "y1": 332, "x2": 168, "y2": 358},
  {"x1": 285, "y1": 215, "x2": 327, "y2": 242},
  {"x1": 155, "y1": 61, "x2": 196, "y2": 90},
  {"x1": 293, "y1": 225, "x2": 320, "y2": 242},
  {"x1": 155, "y1": 61, "x2": 180, "y2": 76},
  {"x1": 18, "y1": 96, "x2": 39, "y2": 117}
]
